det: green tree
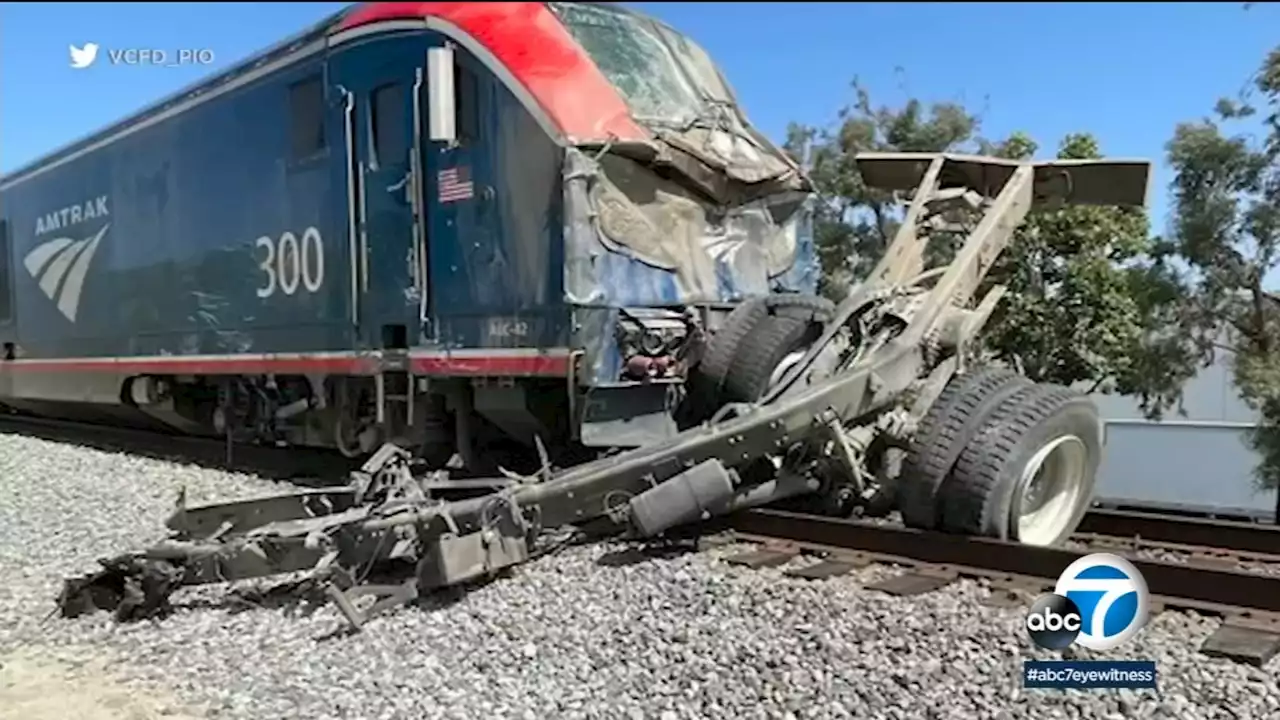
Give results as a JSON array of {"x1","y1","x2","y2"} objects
[
  {"x1": 1165, "y1": 47, "x2": 1280, "y2": 488},
  {"x1": 786, "y1": 81, "x2": 1199, "y2": 415}
]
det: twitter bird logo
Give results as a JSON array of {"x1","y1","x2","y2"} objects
[{"x1": 69, "y1": 43, "x2": 99, "y2": 69}]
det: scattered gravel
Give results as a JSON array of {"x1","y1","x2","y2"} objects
[
  {"x1": 0, "y1": 644, "x2": 203, "y2": 720},
  {"x1": 3, "y1": 432, "x2": 1278, "y2": 720}
]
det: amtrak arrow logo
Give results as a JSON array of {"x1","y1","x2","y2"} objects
[{"x1": 23, "y1": 223, "x2": 110, "y2": 322}]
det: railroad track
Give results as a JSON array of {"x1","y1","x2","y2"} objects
[
  {"x1": 0, "y1": 413, "x2": 359, "y2": 485},
  {"x1": 718, "y1": 508, "x2": 1280, "y2": 667},
  {"x1": 1076, "y1": 507, "x2": 1280, "y2": 557}
]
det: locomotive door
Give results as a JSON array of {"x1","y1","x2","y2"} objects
[{"x1": 333, "y1": 35, "x2": 430, "y2": 350}]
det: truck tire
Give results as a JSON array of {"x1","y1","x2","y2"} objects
[
  {"x1": 685, "y1": 295, "x2": 834, "y2": 420},
  {"x1": 683, "y1": 297, "x2": 772, "y2": 422},
  {"x1": 898, "y1": 367, "x2": 1031, "y2": 531},
  {"x1": 939, "y1": 383, "x2": 1101, "y2": 546},
  {"x1": 720, "y1": 295, "x2": 834, "y2": 405},
  {"x1": 763, "y1": 293, "x2": 835, "y2": 323}
]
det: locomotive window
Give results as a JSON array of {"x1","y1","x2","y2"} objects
[
  {"x1": 551, "y1": 2, "x2": 701, "y2": 123},
  {"x1": 0, "y1": 219, "x2": 11, "y2": 323},
  {"x1": 371, "y1": 83, "x2": 408, "y2": 167},
  {"x1": 288, "y1": 75, "x2": 327, "y2": 160},
  {"x1": 454, "y1": 62, "x2": 480, "y2": 145}
]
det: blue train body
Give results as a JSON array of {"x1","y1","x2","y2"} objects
[{"x1": 0, "y1": 2, "x2": 818, "y2": 467}]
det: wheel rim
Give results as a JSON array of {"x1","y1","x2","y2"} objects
[
  {"x1": 768, "y1": 349, "x2": 807, "y2": 390},
  {"x1": 1012, "y1": 434, "x2": 1089, "y2": 547}
]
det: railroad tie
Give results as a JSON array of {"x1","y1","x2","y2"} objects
[
  {"x1": 864, "y1": 564, "x2": 959, "y2": 596},
  {"x1": 1201, "y1": 612, "x2": 1280, "y2": 667},
  {"x1": 784, "y1": 553, "x2": 873, "y2": 580},
  {"x1": 724, "y1": 543, "x2": 799, "y2": 569},
  {"x1": 979, "y1": 575, "x2": 1052, "y2": 609}
]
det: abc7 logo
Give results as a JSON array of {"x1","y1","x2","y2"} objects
[{"x1": 1025, "y1": 553, "x2": 1150, "y2": 651}]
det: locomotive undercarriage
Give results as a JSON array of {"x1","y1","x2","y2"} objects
[
  {"x1": 133, "y1": 370, "x2": 582, "y2": 479},
  {"x1": 57, "y1": 152, "x2": 1153, "y2": 631}
]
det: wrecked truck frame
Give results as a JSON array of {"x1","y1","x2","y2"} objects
[{"x1": 57, "y1": 152, "x2": 1151, "y2": 630}]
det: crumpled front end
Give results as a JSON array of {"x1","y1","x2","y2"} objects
[
  {"x1": 564, "y1": 146, "x2": 819, "y2": 393},
  {"x1": 549, "y1": 0, "x2": 821, "y2": 310},
  {"x1": 547, "y1": 1, "x2": 820, "y2": 444},
  {"x1": 563, "y1": 147, "x2": 817, "y2": 306}
]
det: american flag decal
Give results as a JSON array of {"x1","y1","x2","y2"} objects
[{"x1": 438, "y1": 166, "x2": 475, "y2": 204}]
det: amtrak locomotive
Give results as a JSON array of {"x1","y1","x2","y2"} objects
[{"x1": 0, "y1": 2, "x2": 819, "y2": 471}]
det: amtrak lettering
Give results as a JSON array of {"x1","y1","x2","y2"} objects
[
  {"x1": 24, "y1": 195, "x2": 112, "y2": 323},
  {"x1": 34, "y1": 195, "x2": 110, "y2": 236}
]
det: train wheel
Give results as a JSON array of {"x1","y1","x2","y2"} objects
[
  {"x1": 939, "y1": 383, "x2": 1102, "y2": 547},
  {"x1": 898, "y1": 367, "x2": 1031, "y2": 531}
]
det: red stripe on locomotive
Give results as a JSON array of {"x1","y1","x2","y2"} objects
[{"x1": 337, "y1": 2, "x2": 649, "y2": 143}]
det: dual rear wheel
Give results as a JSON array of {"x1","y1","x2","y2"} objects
[{"x1": 899, "y1": 368, "x2": 1102, "y2": 546}]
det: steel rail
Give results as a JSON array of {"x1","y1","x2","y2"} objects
[
  {"x1": 727, "y1": 508, "x2": 1280, "y2": 616},
  {"x1": 1077, "y1": 507, "x2": 1280, "y2": 556}
]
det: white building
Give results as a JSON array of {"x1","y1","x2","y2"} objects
[{"x1": 1091, "y1": 348, "x2": 1276, "y2": 520}]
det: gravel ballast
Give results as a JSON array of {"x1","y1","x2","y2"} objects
[{"x1": 1, "y1": 432, "x2": 1277, "y2": 719}]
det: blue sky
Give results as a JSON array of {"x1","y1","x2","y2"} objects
[{"x1": 1, "y1": 1, "x2": 1274, "y2": 229}]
